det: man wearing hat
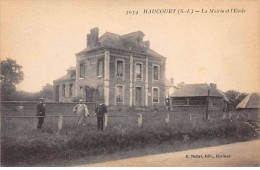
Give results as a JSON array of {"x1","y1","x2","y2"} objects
[
  {"x1": 36, "y1": 97, "x2": 46, "y2": 130},
  {"x1": 95, "y1": 100, "x2": 107, "y2": 130},
  {"x1": 73, "y1": 99, "x2": 89, "y2": 130}
]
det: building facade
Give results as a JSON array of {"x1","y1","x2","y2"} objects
[
  {"x1": 53, "y1": 27, "x2": 167, "y2": 108},
  {"x1": 53, "y1": 67, "x2": 76, "y2": 102}
]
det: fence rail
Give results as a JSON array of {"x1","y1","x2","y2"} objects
[{"x1": 2, "y1": 111, "x2": 243, "y2": 134}]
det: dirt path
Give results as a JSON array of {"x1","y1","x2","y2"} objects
[{"x1": 79, "y1": 140, "x2": 260, "y2": 167}]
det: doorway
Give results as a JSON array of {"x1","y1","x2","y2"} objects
[{"x1": 135, "y1": 87, "x2": 142, "y2": 106}]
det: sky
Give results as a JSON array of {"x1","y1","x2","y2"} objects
[{"x1": 1, "y1": 0, "x2": 259, "y2": 93}]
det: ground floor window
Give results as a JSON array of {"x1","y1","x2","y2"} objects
[
  {"x1": 116, "y1": 85, "x2": 124, "y2": 103},
  {"x1": 79, "y1": 86, "x2": 83, "y2": 99},
  {"x1": 62, "y1": 84, "x2": 66, "y2": 97},
  {"x1": 152, "y1": 87, "x2": 159, "y2": 103},
  {"x1": 69, "y1": 84, "x2": 73, "y2": 97},
  {"x1": 189, "y1": 98, "x2": 206, "y2": 105}
]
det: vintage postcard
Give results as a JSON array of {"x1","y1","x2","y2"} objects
[{"x1": 0, "y1": 0, "x2": 259, "y2": 167}]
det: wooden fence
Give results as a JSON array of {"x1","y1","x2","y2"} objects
[{"x1": 2, "y1": 111, "x2": 235, "y2": 134}]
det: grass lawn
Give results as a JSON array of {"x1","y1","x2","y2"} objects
[{"x1": 1, "y1": 109, "x2": 259, "y2": 166}]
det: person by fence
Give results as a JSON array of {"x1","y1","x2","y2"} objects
[
  {"x1": 95, "y1": 100, "x2": 107, "y2": 130},
  {"x1": 36, "y1": 98, "x2": 46, "y2": 130},
  {"x1": 73, "y1": 99, "x2": 89, "y2": 130}
]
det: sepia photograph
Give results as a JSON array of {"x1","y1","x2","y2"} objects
[{"x1": 0, "y1": 0, "x2": 260, "y2": 167}]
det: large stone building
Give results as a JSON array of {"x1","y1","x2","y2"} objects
[{"x1": 53, "y1": 27, "x2": 167, "y2": 109}]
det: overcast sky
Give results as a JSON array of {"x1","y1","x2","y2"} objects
[{"x1": 1, "y1": 0, "x2": 259, "y2": 93}]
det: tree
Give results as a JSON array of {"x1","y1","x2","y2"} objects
[
  {"x1": 225, "y1": 90, "x2": 248, "y2": 106},
  {"x1": 41, "y1": 83, "x2": 54, "y2": 99},
  {"x1": 1, "y1": 58, "x2": 24, "y2": 100}
]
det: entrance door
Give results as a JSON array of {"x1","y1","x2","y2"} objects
[
  {"x1": 135, "y1": 87, "x2": 142, "y2": 106},
  {"x1": 85, "y1": 86, "x2": 94, "y2": 102}
]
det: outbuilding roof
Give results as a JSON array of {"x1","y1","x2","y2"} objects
[
  {"x1": 236, "y1": 93, "x2": 260, "y2": 109},
  {"x1": 170, "y1": 83, "x2": 229, "y2": 102}
]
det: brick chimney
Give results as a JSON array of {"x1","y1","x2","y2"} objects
[
  {"x1": 210, "y1": 83, "x2": 217, "y2": 89},
  {"x1": 87, "y1": 27, "x2": 99, "y2": 48}
]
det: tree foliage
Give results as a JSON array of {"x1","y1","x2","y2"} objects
[
  {"x1": 225, "y1": 90, "x2": 248, "y2": 106},
  {"x1": 41, "y1": 83, "x2": 53, "y2": 100},
  {"x1": 1, "y1": 58, "x2": 24, "y2": 100}
]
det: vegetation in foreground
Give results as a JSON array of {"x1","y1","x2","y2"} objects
[{"x1": 1, "y1": 110, "x2": 259, "y2": 166}]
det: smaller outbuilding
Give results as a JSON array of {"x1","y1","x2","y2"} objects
[
  {"x1": 236, "y1": 93, "x2": 260, "y2": 120},
  {"x1": 236, "y1": 93, "x2": 260, "y2": 109},
  {"x1": 169, "y1": 83, "x2": 229, "y2": 111}
]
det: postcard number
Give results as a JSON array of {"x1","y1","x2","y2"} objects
[{"x1": 126, "y1": 10, "x2": 139, "y2": 15}]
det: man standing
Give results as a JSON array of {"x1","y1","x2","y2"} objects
[
  {"x1": 73, "y1": 99, "x2": 89, "y2": 130},
  {"x1": 36, "y1": 98, "x2": 46, "y2": 130},
  {"x1": 95, "y1": 100, "x2": 107, "y2": 130}
]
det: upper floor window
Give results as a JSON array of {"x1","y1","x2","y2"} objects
[
  {"x1": 116, "y1": 85, "x2": 124, "y2": 103},
  {"x1": 153, "y1": 65, "x2": 159, "y2": 81},
  {"x1": 62, "y1": 84, "x2": 66, "y2": 97},
  {"x1": 97, "y1": 59, "x2": 103, "y2": 77},
  {"x1": 80, "y1": 63, "x2": 85, "y2": 78},
  {"x1": 69, "y1": 84, "x2": 73, "y2": 97},
  {"x1": 152, "y1": 87, "x2": 159, "y2": 103},
  {"x1": 135, "y1": 63, "x2": 143, "y2": 80},
  {"x1": 116, "y1": 60, "x2": 124, "y2": 78}
]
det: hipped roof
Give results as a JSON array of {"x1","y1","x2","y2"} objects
[
  {"x1": 76, "y1": 31, "x2": 165, "y2": 58},
  {"x1": 170, "y1": 83, "x2": 229, "y2": 102},
  {"x1": 236, "y1": 93, "x2": 260, "y2": 109}
]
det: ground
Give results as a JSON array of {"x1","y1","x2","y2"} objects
[
  {"x1": 1, "y1": 107, "x2": 259, "y2": 166},
  {"x1": 82, "y1": 140, "x2": 260, "y2": 167}
]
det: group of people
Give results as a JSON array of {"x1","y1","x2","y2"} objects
[{"x1": 36, "y1": 98, "x2": 107, "y2": 131}]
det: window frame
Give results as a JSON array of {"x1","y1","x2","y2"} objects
[
  {"x1": 79, "y1": 63, "x2": 85, "y2": 78},
  {"x1": 62, "y1": 84, "x2": 66, "y2": 97},
  {"x1": 152, "y1": 64, "x2": 160, "y2": 81},
  {"x1": 135, "y1": 62, "x2": 143, "y2": 81},
  {"x1": 115, "y1": 84, "x2": 124, "y2": 104},
  {"x1": 152, "y1": 87, "x2": 160, "y2": 103},
  {"x1": 115, "y1": 59, "x2": 125, "y2": 80},
  {"x1": 79, "y1": 86, "x2": 83, "y2": 99},
  {"x1": 69, "y1": 84, "x2": 73, "y2": 97},
  {"x1": 97, "y1": 59, "x2": 104, "y2": 77}
]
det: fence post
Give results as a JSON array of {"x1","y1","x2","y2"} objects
[
  {"x1": 138, "y1": 113, "x2": 142, "y2": 128},
  {"x1": 229, "y1": 112, "x2": 232, "y2": 119},
  {"x1": 104, "y1": 113, "x2": 108, "y2": 129},
  {"x1": 169, "y1": 98, "x2": 173, "y2": 111},
  {"x1": 165, "y1": 113, "x2": 169, "y2": 124},
  {"x1": 223, "y1": 113, "x2": 226, "y2": 119},
  {"x1": 58, "y1": 115, "x2": 63, "y2": 134},
  {"x1": 205, "y1": 90, "x2": 210, "y2": 120}
]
